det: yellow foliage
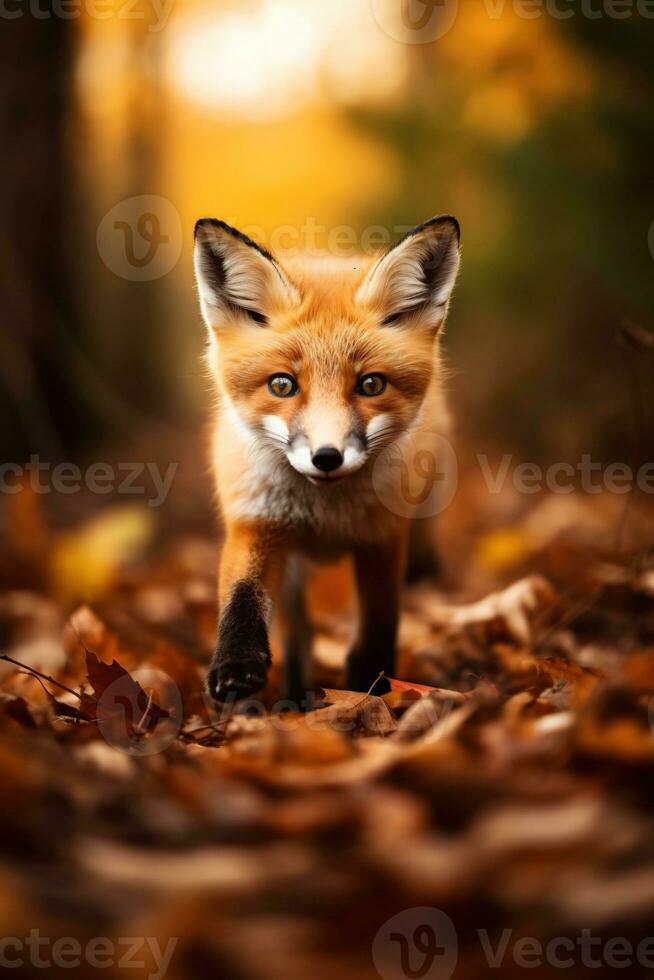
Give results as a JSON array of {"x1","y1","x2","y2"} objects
[
  {"x1": 440, "y1": 3, "x2": 594, "y2": 139},
  {"x1": 49, "y1": 506, "x2": 156, "y2": 603}
]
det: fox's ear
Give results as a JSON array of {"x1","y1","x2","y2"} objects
[
  {"x1": 356, "y1": 215, "x2": 460, "y2": 331},
  {"x1": 194, "y1": 218, "x2": 299, "y2": 328}
]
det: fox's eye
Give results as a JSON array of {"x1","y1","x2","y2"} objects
[
  {"x1": 268, "y1": 374, "x2": 298, "y2": 398},
  {"x1": 356, "y1": 373, "x2": 387, "y2": 397}
]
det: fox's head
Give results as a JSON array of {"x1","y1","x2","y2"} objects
[{"x1": 194, "y1": 216, "x2": 460, "y2": 485}]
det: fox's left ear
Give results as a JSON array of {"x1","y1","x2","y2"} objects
[
  {"x1": 356, "y1": 215, "x2": 460, "y2": 331},
  {"x1": 194, "y1": 218, "x2": 299, "y2": 330}
]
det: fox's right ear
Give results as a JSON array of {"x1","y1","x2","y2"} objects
[{"x1": 194, "y1": 219, "x2": 299, "y2": 329}]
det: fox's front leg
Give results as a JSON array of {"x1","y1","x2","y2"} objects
[
  {"x1": 346, "y1": 532, "x2": 407, "y2": 693},
  {"x1": 208, "y1": 521, "x2": 284, "y2": 702}
]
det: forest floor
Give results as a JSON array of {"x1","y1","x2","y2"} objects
[{"x1": 1, "y1": 457, "x2": 654, "y2": 979}]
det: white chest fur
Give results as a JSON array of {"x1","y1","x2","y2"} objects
[{"x1": 229, "y1": 452, "x2": 387, "y2": 542}]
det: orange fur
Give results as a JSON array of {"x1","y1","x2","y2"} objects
[{"x1": 193, "y1": 216, "x2": 460, "y2": 701}]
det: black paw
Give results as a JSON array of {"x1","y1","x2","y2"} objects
[
  {"x1": 210, "y1": 581, "x2": 272, "y2": 702},
  {"x1": 208, "y1": 651, "x2": 270, "y2": 703}
]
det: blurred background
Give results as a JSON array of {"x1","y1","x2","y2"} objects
[
  {"x1": 2, "y1": 0, "x2": 653, "y2": 474},
  {"x1": 2, "y1": 9, "x2": 654, "y2": 975}
]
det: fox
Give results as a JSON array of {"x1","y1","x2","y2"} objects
[{"x1": 193, "y1": 214, "x2": 461, "y2": 703}]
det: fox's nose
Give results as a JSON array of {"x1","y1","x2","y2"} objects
[{"x1": 312, "y1": 446, "x2": 343, "y2": 473}]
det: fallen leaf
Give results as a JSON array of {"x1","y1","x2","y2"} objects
[
  {"x1": 312, "y1": 690, "x2": 396, "y2": 737},
  {"x1": 85, "y1": 650, "x2": 169, "y2": 737}
]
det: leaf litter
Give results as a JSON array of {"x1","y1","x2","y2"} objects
[{"x1": 1, "y1": 484, "x2": 654, "y2": 978}]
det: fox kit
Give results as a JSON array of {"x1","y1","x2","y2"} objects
[{"x1": 193, "y1": 215, "x2": 461, "y2": 702}]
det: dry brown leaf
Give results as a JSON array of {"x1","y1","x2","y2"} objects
[
  {"x1": 311, "y1": 691, "x2": 397, "y2": 738},
  {"x1": 419, "y1": 575, "x2": 559, "y2": 644}
]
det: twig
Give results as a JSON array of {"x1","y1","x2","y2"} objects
[
  {"x1": 28, "y1": 674, "x2": 97, "y2": 725},
  {"x1": 182, "y1": 720, "x2": 229, "y2": 736},
  {"x1": 179, "y1": 722, "x2": 230, "y2": 745},
  {"x1": 367, "y1": 672, "x2": 386, "y2": 696},
  {"x1": 134, "y1": 689, "x2": 154, "y2": 735},
  {"x1": 0, "y1": 653, "x2": 85, "y2": 701}
]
